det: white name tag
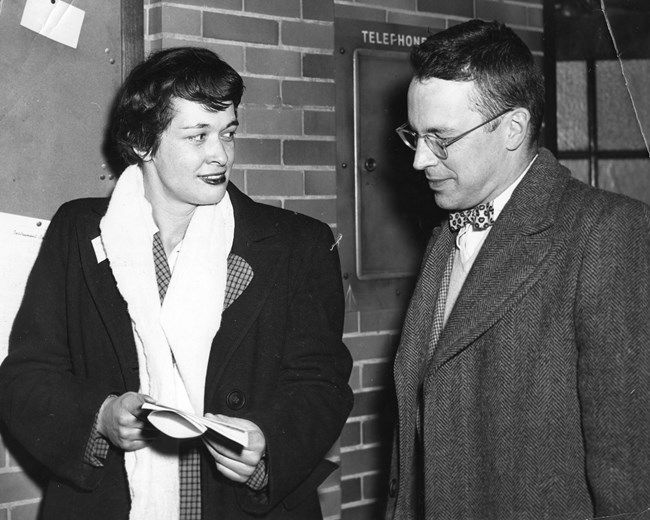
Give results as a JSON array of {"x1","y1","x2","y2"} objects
[{"x1": 91, "y1": 236, "x2": 107, "y2": 264}]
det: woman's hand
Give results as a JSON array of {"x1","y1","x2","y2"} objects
[
  {"x1": 202, "y1": 414, "x2": 266, "y2": 483},
  {"x1": 97, "y1": 392, "x2": 158, "y2": 451}
]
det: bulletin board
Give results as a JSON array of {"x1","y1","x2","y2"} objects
[{"x1": 0, "y1": 0, "x2": 143, "y2": 220}]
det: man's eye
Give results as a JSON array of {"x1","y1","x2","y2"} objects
[{"x1": 188, "y1": 133, "x2": 206, "y2": 142}]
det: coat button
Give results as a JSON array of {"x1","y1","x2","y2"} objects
[
  {"x1": 388, "y1": 478, "x2": 397, "y2": 497},
  {"x1": 226, "y1": 390, "x2": 246, "y2": 410}
]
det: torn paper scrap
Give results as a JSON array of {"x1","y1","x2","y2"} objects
[{"x1": 20, "y1": 0, "x2": 85, "y2": 49}]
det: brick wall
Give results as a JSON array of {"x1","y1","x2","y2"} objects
[{"x1": 0, "y1": 1, "x2": 543, "y2": 519}]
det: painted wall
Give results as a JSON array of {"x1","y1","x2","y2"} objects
[{"x1": 0, "y1": 1, "x2": 543, "y2": 519}]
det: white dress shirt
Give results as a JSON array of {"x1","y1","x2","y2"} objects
[{"x1": 442, "y1": 155, "x2": 538, "y2": 326}]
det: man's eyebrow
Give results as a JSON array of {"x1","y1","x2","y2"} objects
[{"x1": 425, "y1": 125, "x2": 452, "y2": 135}]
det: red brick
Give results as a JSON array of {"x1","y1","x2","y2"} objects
[
  {"x1": 241, "y1": 107, "x2": 302, "y2": 136},
  {"x1": 245, "y1": 0, "x2": 301, "y2": 18},
  {"x1": 284, "y1": 198, "x2": 336, "y2": 223},
  {"x1": 284, "y1": 140, "x2": 335, "y2": 166},
  {"x1": 236, "y1": 138, "x2": 281, "y2": 165},
  {"x1": 342, "y1": 502, "x2": 386, "y2": 520},
  {"x1": 345, "y1": 333, "x2": 399, "y2": 361},
  {"x1": 318, "y1": 486, "x2": 341, "y2": 518},
  {"x1": 349, "y1": 364, "x2": 362, "y2": 391},
  {"x1": 0, "y1": 471, "x2": 42, "y2": 503},
  {"x1": 334, "y1": 4, "x2": 385, "y2": 23},
  {"x1": 344, "y1": 311, "x2": 360, "y2": 334},
  {"x1": 283, "y1": 80, "x2": 335, "y2": 107},
  {"x1": 366, "y1": 0, "x2": 415, "y2": 9},
  {"x1": 361, "y1": 361, "x2": 392, "y2": 389},
  {"x1": 476, "y1": 0, "x2": 527, "y2": 27},
  {"x1": 161, "y1": 39, "x2": 245, "y2": 71},
  {"x1": 305, "y1": 170, "x2": 336, "y2": 195},
  {"x1": 527, "y1": 5, "x2": 544, "y2": 28},
  {"x1": 282, "y1": 21, "x2": 334, "y2": 50},
  {"x1": 162, "y1": 6, "x2": 201, "y2": 36},
  {"x1": 341, "y1": 476, "x2": 362, "y2": 503},
  {"x1": 247, "y1": 170, "x2": 304, "y2": 196},
  {"x1": 246, "y1": 47, "x2": 301, "y2": 77},
  {"x1": 303, "y1": 0, "x2": 334, "y2": 22},
  {"x1": 350, "y1": 389, "x2": 389, "y2": 418},
  {"x1": 203, "y1": 12, "x2": 279, "y2": 45},
  {"x1": 341, "y1": 446, "x2": 384, "y2": 476},
  {"x1": 304, "y1": 110, "x2": 335, "y2": 136},
  {"x1": 8, "y1": 501, "x2": 40, "y2": 520},
  {"x1": 303, "y1": 54, "x2": 335, "y2": 80},
  {"x1": 241, "y1": 76, "x2": 281, "y2": 106},
  {"x1": 387, "y1": 11, "x2": 446, "y2": 30},
  {"x1": 363, "y1": 472, "x2": 388, "y2": 501},
  {"x1": 362, "y1": 416, "x2": 395, "y2": 445},
  {"x1": 169, "y1": 0, "x2": 241, "y2": 7},
  {"x1": 148, "y1": 5, "x2": 162, "y2": 34},
  {"x1": 229, "y1": 169, "x2": 245, "y2": 191},
  {"x1": 341, "y1": 421, "x2": 361, "y2": 448},
  {"x1": 417, "y1": 0, "x2": 473, "y2": 18}
]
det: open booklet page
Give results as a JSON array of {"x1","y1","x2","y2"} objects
[{"x1": 142, "y1": 402, "x2": 250, "y2": 447}]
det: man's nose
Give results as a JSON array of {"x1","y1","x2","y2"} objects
[{"x1": 412, "y1": 138, "x2": 439, "y2": 171}]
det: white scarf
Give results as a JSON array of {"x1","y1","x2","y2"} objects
[{"x1": 99, "y1": 164, "x2": 234, "y2": 520}]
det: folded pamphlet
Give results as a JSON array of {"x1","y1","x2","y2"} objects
[{"x1": 142, "y1": 402, "x2": 250, "y2": 447}]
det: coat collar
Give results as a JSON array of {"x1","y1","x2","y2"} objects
[{"x1": 429, "y1": 148, "x2": 570, "y2": 372}]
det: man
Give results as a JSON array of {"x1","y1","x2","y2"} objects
[
  {"x1": 0, "y1": 47, "x2": 353, "y2": 520},
  {"x1": 387, "y1": 19, "x2": 650, "y2": 520}
]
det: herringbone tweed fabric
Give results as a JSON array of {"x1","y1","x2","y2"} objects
[{"x1": 387, "y1": 148, "x2": 650, "y2": 520}]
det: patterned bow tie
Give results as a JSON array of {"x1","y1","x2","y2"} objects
[{"x1": 448, "y1": 202, "x2": 495, "y2": 231}]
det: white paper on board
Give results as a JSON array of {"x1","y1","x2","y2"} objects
[
  {"x1": 0, "y1": 212, "x2": 49, "y2": 360},
  {"x1": 20, "y1": 0, "x2": 85, "y2": 49}
]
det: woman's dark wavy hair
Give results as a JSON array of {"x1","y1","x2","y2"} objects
[
  {"x1": 410, "y1": 19, "x2": 545, "y2": 147},
  {"x1": 111, "y1": 47, "x2": 244, "y2": 166}
]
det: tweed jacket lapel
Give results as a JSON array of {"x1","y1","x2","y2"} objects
[{"x1": 430, "y1": 149, "x2": 568, "y2": 373}]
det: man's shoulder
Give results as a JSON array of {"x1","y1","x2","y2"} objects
[{"x1": 563, "y1": 174, "x2": 649, "y2": 223}]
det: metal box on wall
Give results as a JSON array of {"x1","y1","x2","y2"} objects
[{"x1": 335, "y1": 18, "x2": 443, "y2": 310}]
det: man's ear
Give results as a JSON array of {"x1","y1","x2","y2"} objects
[{"x1": 504, "y1": 108, "x2": 530, "y2": 151}]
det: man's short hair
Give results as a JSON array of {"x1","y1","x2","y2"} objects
[
  {"x1": 410, "y1": 19, "x2": 545, "y2": 146},
  {"x1": 112, "y1": 47, "x2": 244, "y2": 166}
]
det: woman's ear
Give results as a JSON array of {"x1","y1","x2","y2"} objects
[
  {"x1": 505, "y1": 108, "x2": 530, "y2": 151},
  {"x1": 134, "y1": 148, "x2": 152, "y2": 162}
]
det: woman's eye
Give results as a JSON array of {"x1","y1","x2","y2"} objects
[
  {"x1": 221, "y1": 130, "x2": 236, "y2": 142},
  {"x1": 188, "y1": 133, "x2": 206, "y2": 142}
]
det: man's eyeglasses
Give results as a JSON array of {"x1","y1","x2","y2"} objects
[{"x1": 395, "y1": 109, "x2": 511, "y2": 160}]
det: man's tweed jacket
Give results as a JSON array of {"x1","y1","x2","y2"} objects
[{"x1": 386, "y1": 148, "x2": 650, "y2": 520}]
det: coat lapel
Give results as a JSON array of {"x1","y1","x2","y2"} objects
[
  {"x1": 77, "y1": 204, "x2": 140, "y2": 391},
  {"x1": 203, "y1": 185, "x2": 286, "y2": 403},
  {"x1": 431, "y1": 149, "x2": 569, "y2": 372}
]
